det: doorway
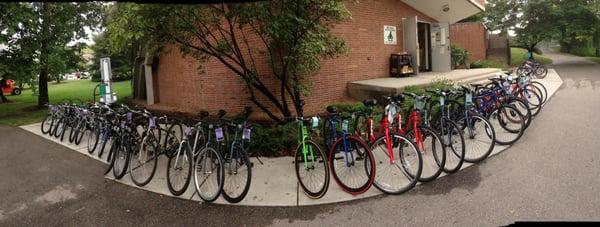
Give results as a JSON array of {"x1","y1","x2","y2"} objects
[{"x1": 417, "y1": 22, "x2": 432, "y2": 72}]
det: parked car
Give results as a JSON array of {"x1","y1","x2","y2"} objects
[{"x1": 1, "y1": 79, "x2": 22, "y2": 95}]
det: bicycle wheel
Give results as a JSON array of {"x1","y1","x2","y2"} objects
[
  {"x1": 489, "y1": 105, "x2": 525, "y2": 145},
  {"x1": 531, "y1": 81, "x2": 548, "y2": 104},
  {"x1": 129, "y1": 135, "x2": 159, "y2": 187},
  {"x1": 328, "y1": 135, "x2": 375, "y2": 194},
  {"x1": 165, "y1": 122, "x2": 183, "y2": 157},
  {"x1": 439, "y1": 119, "x2": 465, "y2": 174},
  {"x1": 506, "y1": 98, "x2": 532, "y2": 130},
  {"x1": 112, "y1": 138, "x2": 131, "y2": 179},
  {"x1": 222, "y1": 144, "x2": 252, "y2": 203},
  {"x1": 194, "y1": 147, "x2": 224, "y2": 202},
  {"x1": 105, "y1": 137, "x2": 118, "y2": 175},
  {"x1": 74, "y1": 119, "x2": 87, "y2": 145},
  {"x1": 516, "y1": 88, "x2": 542, "y2": 117},
  {"x1": 69, "y1": 118, "x2": 79, "y2": 143},
  {"x1": 370, "y1": 133, "x2": 421, "y2": 194},
  {"x1": 41, "y1": 114, "x2": 54, "y2": 135},
  {"x1": 167, "y1": 139, "x2": 193, "y2": 196},
  {"x1": 53, "y1": 117, "x2": 65, "y2": 139},
  {"x1": 295, "y1": 140, "x2": 329, "y2": 199},
  {"x1": 87, "y1": 125, "x2": 100, "y2": 154},
  {"x1": 534, "y1": 65, "x2": 548, "y2": 79},
  {"x1": 457, "y1": 114, "x2": 496, "y2": 163},
  {"x1": 405, "y1": 126, "x2": 445, "y2": 182}
]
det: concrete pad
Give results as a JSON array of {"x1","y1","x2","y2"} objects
[{"x1": 348, "y1": 68, "x2": 501, "y2": 101}]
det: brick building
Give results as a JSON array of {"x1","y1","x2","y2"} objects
[
  {"x1": 450, "y1": 22, "x2": 489, "y2": 62},
  {"x1": 137, "y1": 0, "x2": 486, "y2": 117}
]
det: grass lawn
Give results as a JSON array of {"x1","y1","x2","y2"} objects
[
  {"x1": 510, "y1": 47, "x2": 553, "y2": 66},
  {"x1": 586, "y1": 56, "x2": 600, "y2": 64},
  {"x1": 0, "y1": 79, "x2": 132, "y2": 126}
]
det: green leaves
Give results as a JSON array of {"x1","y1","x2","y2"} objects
[{"x1": 105, "y1": 1, "x2": 350, "y2": 122}]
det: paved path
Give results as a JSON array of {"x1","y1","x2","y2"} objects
[{"x1": 1, "y1": 50, "x2": 600, "y2": 226}]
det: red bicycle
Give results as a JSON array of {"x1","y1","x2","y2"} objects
[
  {"x1": 354, "y1": 97, "x2": 422, "y2": 194},
  {"x1": 394, "y1": 92, "x2": 446, "y2": 182}
]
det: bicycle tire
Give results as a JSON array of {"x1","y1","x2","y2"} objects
[
  {"x1": 87, "y1": 124, "x2": 100, "y2": 154},
  {"x1": 490, "y1": 105, "x2": 525, "y2": 145},
  {"x1": 194, "y1": 146, "x2": 224, "y2": 202},
  {"x1": 370, "y1": 133, "x2": 422, "y2": 195},
  {"x1": 167, "y1": 139, "x2": 193, "y2": 196},
  {"x1": 295, "y1": 140, "x2": 329, "y2": 199},
  {"x1": 439, "y1": 119, "x2": 466, "y2": 174},
  {"x1": 457, "y1": 114, "x2": 496, "y2": 163},
  {"x1": 328, "y1": 135, "x2": 375, "y2": 195},
  {"x1": 130, "y1": 135, "x2": 159, "y2": 187},
  {"x1": 112, "y1": 138, "x2": 131, "y2": 179},
  {"x1": 41, "y1": 114, "x2": 53, "y2": 135},
  {"x1": 222, "y1": 144, "x2": 252, "y2": 203},
  {"x1": 405, "y1": 126, "x2": 445, "y2": 182},
  {"x1": 531, "y1": 81, "x2": 548, "y2": 104},
  {"x1": 506, "y1": 97, "x2": 532, "y2": 130},
  {"x1": 74, "y1": 120, "x2": 87, "y2": 145}
]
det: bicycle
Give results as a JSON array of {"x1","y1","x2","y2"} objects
[
  {"x1": 425, "y1": 89, "x2": 466, "y2": 173},
  {"x1": 397, "y1": 92, "x2": 446, "y2": 182},
  {"x1": 187, "y1": 112, "x2": 225, "y2": 202},
  {"x1": 355, "y1": 97, "x2": 422, "y2": 194},
  {"x1": 323, "y1": 106, "x2": 376, "y2": 194},
  {"x1": 287, "y1": 115, "x2": 330, "y2": 199},
  {"x1": 217, "y1": 109, "x2": 253, "y2": 203},
  {"x1": 446, "y1": 86, "x2": 497, "y2": 163}
]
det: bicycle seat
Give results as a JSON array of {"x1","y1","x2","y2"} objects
[
  {"x1": 326, "y1": 106, "x2": 338, "y2": 114},
  {"x1": 362, "y1": 99, "x2": 377, "y2": 107},
  {"x1": 218, "y1": 109, "x2": 227, "y2": 118},
  {"x1": 392, "y1": 93, "x2": 404, "y2": 102},
  {"x1": 198, "y1": 110, "x2": 209, "y2": 119}
]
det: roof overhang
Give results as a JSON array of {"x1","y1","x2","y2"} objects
[{"x1": 402, "y1": 0, "x2": 485, "y2": 23}]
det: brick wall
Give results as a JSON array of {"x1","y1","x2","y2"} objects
[
  {"x1": 154, "y1": 0, "x2": 436, "y2": 118},
  {"x1": 450, "y1": 22, "x2": 488, "y2": 61}
]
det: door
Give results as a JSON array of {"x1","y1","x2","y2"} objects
[
  {"x1": 431, "y1": 22, "x2": 451, "y2": 72},
  {"x1": 403, "y1": 16, "x2": 419, "y2": 74},
  {"x1": 418, "y1": 22, "x2": 432, "y2": 72}
]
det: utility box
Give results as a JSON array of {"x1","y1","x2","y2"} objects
[{"x1": 99, "y1": 58, "x2": 117, "y2": 104}]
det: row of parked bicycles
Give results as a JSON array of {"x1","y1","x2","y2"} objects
[{"x1": 38, "y1": 62, "x2": 549, "y2": 203}]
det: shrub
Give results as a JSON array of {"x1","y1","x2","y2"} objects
[
  {"x1": 451, "y1": 44, "x2": 471, "y2": 69},
  {"x1": 250, "y1": 123, "x2": 298, "y2": 157}
]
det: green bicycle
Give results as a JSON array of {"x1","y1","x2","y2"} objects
[{"x1": 288, "y1": 116, "x2": 330, "y2": 199}]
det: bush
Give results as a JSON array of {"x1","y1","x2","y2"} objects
[
  {"x1": 451, "y1": 44, "x2": 471, "y2": 69},
  {"x1": 470, "y1": 60, "x2": 508, "y2": 70},
  {"x1": 250, "y1": 123, "x2": 298, "y2": 157}
]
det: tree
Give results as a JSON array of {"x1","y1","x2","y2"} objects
[
  {"x1": 107, "y1": 1, "x2": 350, "y2": 123},
  {"x1": 0, "y1": 2, "x2": 102, "y2": 107},
  {"x1": 463, "y1": 0, "x2": 524, "y2": 36},
  {"x1": 553, "y1": 0, "x2": 599, "y2": 55},
  {"x1": 514, "y1": 0, "x2": 559, "y2": 55},
  {"x1": 88, "y1": 32, "x2": 134, "y2": 82}
]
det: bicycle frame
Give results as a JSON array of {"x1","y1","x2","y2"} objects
[
  {"x1": 326, "y1": 114, "x2": 356, "y2": 167},
  {"x1": 297, "y1": 119, "x2": 317, "y2": 169}
]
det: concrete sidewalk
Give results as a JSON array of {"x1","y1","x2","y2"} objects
[{"x1": 19, "y1": 69, "x2": 563, "y2": 207}]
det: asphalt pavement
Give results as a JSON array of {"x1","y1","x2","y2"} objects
[{"x1": 1, "y1": 50, "x2": 600, "y2": 226}]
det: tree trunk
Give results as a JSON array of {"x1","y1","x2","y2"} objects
[
  {"x1": 0, "y1": 90, "x2": 7, "y2": 103},
  {"x1": 37, "y1": 2, "x2": 50, "y2": 108}
]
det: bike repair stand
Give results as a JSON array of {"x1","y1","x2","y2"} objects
[{"x1": 95, "y1": 58, "x2": 117, "y2": 105}]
